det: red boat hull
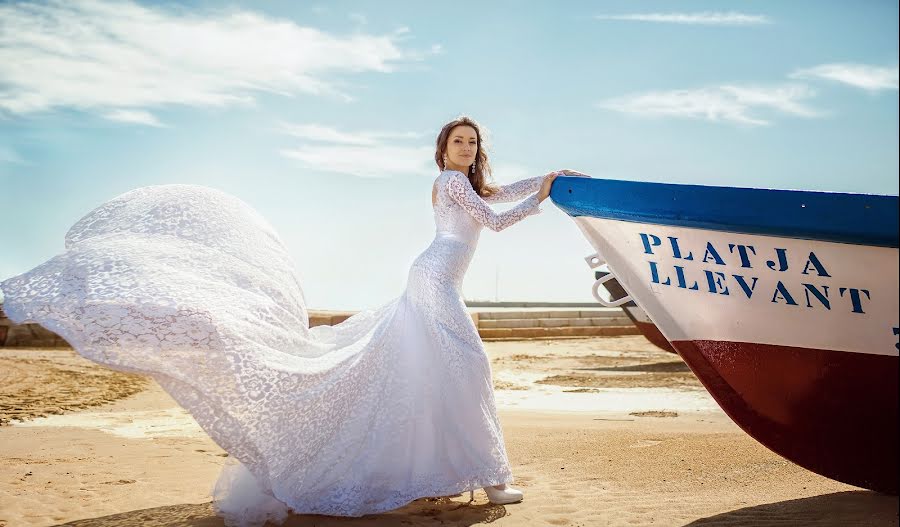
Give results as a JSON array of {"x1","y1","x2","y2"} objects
[
  {"x1": 595, "y1": 271, "x2": 678, "y2": 354},
  {"x1": 630, "y1": 314, "x2": 678, "y2": 354},
  {"x1": 674, "y1": 339, "x2": 899, "y2": 494}
]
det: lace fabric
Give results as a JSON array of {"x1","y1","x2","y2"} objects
[
  {"x1": 0, "y1": 170, "x2": 542, "y2": 525},
  {"x1": 444, "y1": 171, "x2": 542, "y2": 233},
  {"x1": 482, "y1": 174, "x2": 545, "y2": 204}
]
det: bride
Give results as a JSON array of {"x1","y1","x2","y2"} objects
[{"x1": 0, "y1": 115, "x2": 587, "y2": 526}]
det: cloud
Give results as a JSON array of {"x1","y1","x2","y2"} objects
[
  {"x1": 281, "y1": 123, "x2": 423, "y2": 146},
  {"x1": 0, "y1": 0, "x2": 429, "y2": 119},
  {"x1": 103, "y1": 109, "x2": 165, "y2": 127},
  {"x1": 597, "y1": 84, "x2": 819, "y2": 126},
  {"x1": 280, "y1": 123, "x2": 433, "y2": 178},
  {"x1": 280, "y1": 124, "x2": 539, "y2": 180},
  {"x1": 790, "y1": 63, "x2": 899, "y2": 91},
  {"x1": 594, "y1": 12, "x2": 771, "y2": 25}
]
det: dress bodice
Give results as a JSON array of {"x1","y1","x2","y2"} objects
[{"x1": 431, "y1": 169, "x2": 544, "y2": 247}]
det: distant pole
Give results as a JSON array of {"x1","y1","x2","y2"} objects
[{"x1": 494, "y1": 265, "x2": 499, "y2": 302}]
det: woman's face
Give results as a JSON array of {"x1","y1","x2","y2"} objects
[{"x1": 445, "y1": 125, "x2": 478, "y2": 168}]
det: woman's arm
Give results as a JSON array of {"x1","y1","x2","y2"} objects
[
  {"x1": 445, "y1": 172, "x2": 541, "y2": 232},
  {"x1": 484, "y1": 170, "x2": 591, "y2": 203},
  {"x1": 483, "y1": 176, "x2": 545, "y2": 204}
]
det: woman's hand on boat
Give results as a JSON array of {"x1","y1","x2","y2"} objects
[
  {"x1": 555, "y1": 169, "x2": 590, "y2": 178},
  {"x1": 538, "y1": 169, "x2": 590, "y2": 201},
  {"x1": 538, "y1": 171, "x2": 559, "y2": 201}
]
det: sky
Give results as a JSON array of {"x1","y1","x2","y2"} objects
[{"x1": 1, "y1": 0, "x2": 897, "y2": 310}]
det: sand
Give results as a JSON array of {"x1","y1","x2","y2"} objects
[
  {"x1": 0, "y1": 349, "x2": 149, "y2": 426},
  {"x1": 1, "y1": 336, "x2": 896, "y2": 526}
]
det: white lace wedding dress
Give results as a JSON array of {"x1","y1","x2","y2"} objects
[{"x1": 0, "y1": 168, "x2": 544, "y2": 525}]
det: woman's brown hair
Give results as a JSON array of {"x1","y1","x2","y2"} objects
[{"x1": 434, "y1": 116, "x2": 501, "y2": 198}]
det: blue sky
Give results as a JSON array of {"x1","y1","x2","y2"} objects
[{"x1": 1, "y1": 0, "x2": 897, "y2": 310}]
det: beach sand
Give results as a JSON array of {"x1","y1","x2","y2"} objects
[{"x1": 1, "y1": 336, "x2": 896, "y2": 526}]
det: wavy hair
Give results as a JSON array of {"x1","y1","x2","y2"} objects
[{"x1": 434, "y1": 115, "x2": 500, "y2": 198}]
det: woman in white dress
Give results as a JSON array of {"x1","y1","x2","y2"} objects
[{"x1": 0, "y1": 115, "x2": 587, "y2": 526}]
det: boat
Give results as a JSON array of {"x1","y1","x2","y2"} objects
[
  {"x1": 593, "y1": 271, "x2": 677, "y2": 354},
  {"x1": 553, "y1": 176, "x2": 899, "y2": 494}
]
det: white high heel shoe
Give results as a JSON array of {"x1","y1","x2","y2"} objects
[{"x1": 469, "y1": 484, "x2": 524, "y2": 505}]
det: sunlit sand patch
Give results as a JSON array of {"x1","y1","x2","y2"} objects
[
  {"x1": 493, "y1": 370, "x2": 719, "y2": 413},
  {"x1": 488, "y1": 339, "x2": 716, "y2": 414},
  {"x1": 13, "y1": 406, "x2": 206, "y2": 439}
]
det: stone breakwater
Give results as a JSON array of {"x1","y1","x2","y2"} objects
[
  {"x1": 0, "y1": 306, "x2": 406, "y2": 348},
  {"x1": 0, "y1": 304, "x2": 70, "y2": 348}
]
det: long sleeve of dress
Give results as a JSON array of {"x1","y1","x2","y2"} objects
[
  {"x1": 483, "y1": 176, "x2": 545, "y2": 203},
  {"x1": 445, "y1": 171, "x2": 542, "y2": 232}
]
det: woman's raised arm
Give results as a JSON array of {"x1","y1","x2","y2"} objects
[{"x1": 445, "y1": 172, "x2": 542, "y2": 232}]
